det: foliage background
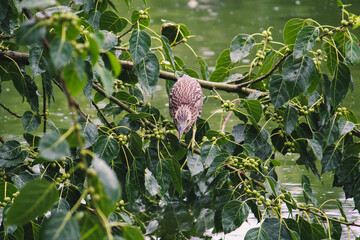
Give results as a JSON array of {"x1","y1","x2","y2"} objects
[{"x1": 1, "y1": 0, "x2": 360, "y2": 239}]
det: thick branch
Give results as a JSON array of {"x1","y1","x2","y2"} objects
[
  {"x1": 119, "y1": 60, "x2": 267, "y2": 96},
  {"x1": 0, "y1": 51, "x2": 266, "y2": 96},
  {"x1": 0, "y1": 51, "x2": 30, "y2": 65}
]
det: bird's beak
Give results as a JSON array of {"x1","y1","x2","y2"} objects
[{"x1": 178, "y1": 125, "x2": 185, "y2": 143}]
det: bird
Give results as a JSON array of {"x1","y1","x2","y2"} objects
[{"x1": 169, "y1": 75, "x2": 203, "y2": 146}]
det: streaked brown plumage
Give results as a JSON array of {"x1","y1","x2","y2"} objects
[{"x1": 169, "y1": 75, "x2": 203, "y2": 142}]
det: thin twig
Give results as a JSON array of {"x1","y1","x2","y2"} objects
[
  {"x1": 0, "y1": 34, "x2": 14, "y2": 40},
  {"x1": 221, "y1": 100, "x2": 239, "y2": 131},
  {"x1": 0, "y1": 103, "x2": 22, "y2": 118},
  {"x1": 91, "y1": 100, "x2": 113, "y2": 130},
  {"x1": 237, "y1": 51, "x2": 292, "y2": 88},
  {"x1": 42, "y1": 78, "x2": 47, "y2": 133},
  {"x1": 118, "y1": 18, "x2": 141, "y2": 39}
]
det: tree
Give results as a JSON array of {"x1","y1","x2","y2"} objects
[{"x1": 0, "y1": 0, "x2": 360, "y2": 239}]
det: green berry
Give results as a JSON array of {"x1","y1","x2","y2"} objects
[{"x1": 340, "y1": 217, "x2": 346, "y2": 221}]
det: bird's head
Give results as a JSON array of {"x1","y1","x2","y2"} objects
[{"x1": 175, "y1": 106, "x2": 192, "y2": 142}]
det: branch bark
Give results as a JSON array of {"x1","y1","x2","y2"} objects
[{"x1": 0, "y1": 50, "x2": 268, "y2": 96}]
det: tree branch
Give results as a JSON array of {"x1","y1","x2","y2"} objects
[
  {"x1": 0, "y1": 103, "x2": 22, "y2": 118},
  {"x1": 0, "y1": 50, "x2": 266, "y2": 96}
]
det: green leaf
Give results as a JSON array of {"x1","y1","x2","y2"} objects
[
  {"x1": 87, "y1": 34, "x2": 100, "y2": 65},
  {"x1": 261, "y1": 218, "x2": 292, "y2": 239},
  {"x1": 92, "y1": 156, "x2": 121, "y2": 204},
  {"x1": 222, "y1": 200, "x2": 249, "y2": 233},
  {"x1": 93, "y1": 135, "x2": 120, "y2": 163},
  {"x1": 321, "y1": 145, "x2": 341, "y2": 173},
  {"x1": 122, "y1": 226, "x2": 145, "y2": 240},
  {"x1": 195, "y1": 208, "x2": 215, "y2": 235},
  {"x1": 79, "y1": 213, "x2": 105, "y2": 240},
  {"x1": 6, "y1": 180, "x2": 58, "y2": 225},
  {"x1": 330, "y1": 62, "x2": 351, "y2": 107},
  {"x1": 29, "y1": 43, "x2": 48, "y2": 77},
  {"x1": 308, "y1": 139, "x2": 322, "y2": 160},
  {"x1": 338, "y1": 117, "x2": 355, "y2": 136},
  {"x1": 50, "y1": 38, "x2": 73, "y2": 68},
  {"x1": 283, "y1": 105, "x2": 298, "y2": 135},
  {"x1": 160, "y1": 23, "x2": 190, "y2": 43},
  {"x1": 245, "y1": 227, "x2": 269, "y2": 240},
  {"x1": 100, "y1": 30, "x2": 118, "y2": 50},
  {"x1": 144, "y1": 168, "x2": 160, "y2": 196},
  {"x1": 39, "y1": 211, "x2": 80, "y2": 240},
  {"x1": 208, "y1": 153, "x2": 230, "y2": 177},
  {"x1": 95, "y1": 65, "x2": 113, "y2": 97},
  {"x1": 63, "y1": 63, "x2": 87, "y2": 96},
  {"x1": 283, "y1": 56, "x2": 318, "y2": 99},
  {"x1": 162, "y1": 204, "x2": 193, "y2": 234},
  {"x1": 200, "y1": 141, "x2": 221, "y2": 168},
  {"x1": 230, "y1": 34, "x2": 256, "y2": 64},
  {"x1": 323, "y1": 41, "x2": 339, "y2": 75},
  {"x1": 161, "y1": 36, "x2": 176, "y2": 70},
  {"x1": 166, "y1": 158, "x2": 182, "y2": 195},
  {"x1": 244, "y1": 99, "x2": 262, "y2": 123},
  {"x1": 22, "y1": 111, "x2": 41, "y2": 133},
  {"x1": 337, "y1": 156, "x2": 360, "y2": 184},
  {"x1": 78, "y1": 118, "x2": 98, "y2": 149},
  {"x1": 0, "y1": 180, "x2": 18, "y2": 202},
  {"x1": 210, "y1": 67, "x2": 230, "y2": 82},
  {"x1": 283, "y1": 18, "x2": 307, "y2": 50},
  {"x1": 298, "y1": 217, "x2": 327, "y2": 240},
  {"x1": 345, "y1": 39, "x2": 360, "y2": 64},
  {"x1": 16, "y1": 20, "x2": 47, "y2": 45},
  {"x1": 20, "y1": 0, "x2": 56, "y2": 9},
  {"x1": 198, "y1": 56, "x2": 209, "y2": 81},
  {"x1": 39, "y1": 131, "x2": 70, "y2": 161},
  {"x1": 129, "y1": 29, "x2": 151, "y2": 64},
  {"x1": 269, "y1": 74, "x2": 290, "y2": 108},
  {"x1": 87, "y1": 10, "x2": 101, "y2": 29},
  {"x1": 99, "y1": 11, "x2": 128, "y2": 33},
  {"x1": 265, "y1": 176, "x2": 281, "y2": 195},
  {"x1": 215, "y1": 48, "x2": 232, "y2": 69},
  {"x1": 293, "y1": 26, "x2": 320, "y2": 59},
  {"x1": 134, "y1": 52, "x2": 159, "y2": 95},
  {"x1": 302, "y1": 174, "x2": 317, "y2": 206},
  {"x1": 105, "y1": 51, "x2": 121, "y2": 76},
  {"x1": 187, "y1": 151, "x2": 203, "y2": 176},
  {"x1": 0, "y1": 140, "x2": 21, "y2": 160}
]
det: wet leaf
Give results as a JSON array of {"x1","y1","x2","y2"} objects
[
  {"x1": 93, "y1": 135, "x2": 120, "y2": 163},
  {"x1": 39, "y1": 131, "x2": 70, "y2": 161},
  {"x1": 230, "y1": 34, "x2": 256, "y2": 64},
  {"x1": 269, "y1": 74, "x2": 290, "y2": 108},
  {"x1": 222, "y1": 200, "x2": 249, "y2": 233},
  {"x1": 293, "y1": 26, "x2": 320, "y2": 59},
  {"x1": 6, "y1": 180, "x2": 58, "y2": 225},
  {"x1": 129, "y1": 29, "x2": 151, "y2": 64},
  {"x1": 39, "y1": 211, "x2": 80, "y2": 240},
  {"x1": 134, "y1": 52, "x2": 159, "y2": 95}
]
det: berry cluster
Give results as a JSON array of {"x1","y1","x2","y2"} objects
[{"x1": 221, "y1": 100, "x2": 234, "y2": 111}]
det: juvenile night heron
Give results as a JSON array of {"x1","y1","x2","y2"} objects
[{"x1": 169, "y1": 75, "x2": 203, "y2": 145}]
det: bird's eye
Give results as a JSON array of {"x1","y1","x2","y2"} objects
[{"x1": 186, "y1": 119, "x2": 190, "y2": 123}]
